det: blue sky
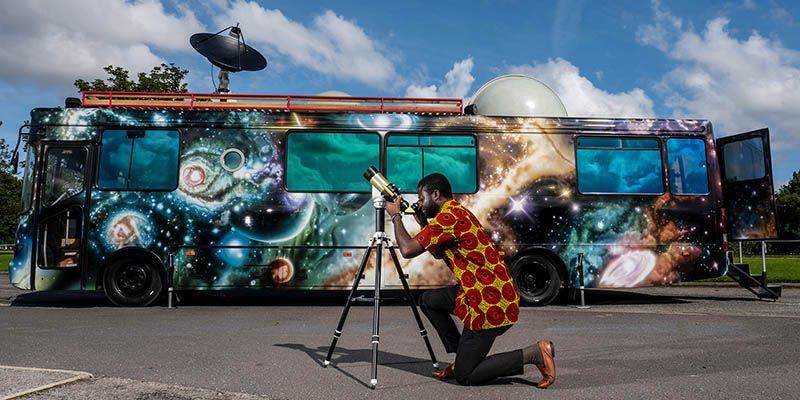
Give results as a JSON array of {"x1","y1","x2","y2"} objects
[{"x1": 0, "y1": 0, "x2": 798, "y2": 186}]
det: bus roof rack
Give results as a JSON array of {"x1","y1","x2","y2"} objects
[{"x1": 81, "y1": 91, "x2": 464, "y2": 115}]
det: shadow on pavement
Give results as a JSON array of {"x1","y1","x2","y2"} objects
[
  {"x1": 6, "y1": 289, "x2": 418, "y2": 308},
  {"x1": 563, "y1": 288, "x2": 764, "y2": 306},
  {"x1": 10, "y1": 291, "x2": 111, "y2": 307},
  {"x1": 5, "y1": 286, "x2": 765, "y2": 308},
  {"x1": 275, "y1": 343, "x2": 531, "y2": 388}
]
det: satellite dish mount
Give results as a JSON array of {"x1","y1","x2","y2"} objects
[{"x1": 190, "y1": 23, "x2": 267, "y2": 94}]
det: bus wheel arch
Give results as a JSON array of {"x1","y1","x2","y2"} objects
[
  {"x1": 508, "y1": 248, "x2": 566, "y2": 306},
  {"x1": 99, "y1": 248, "x2": 165, "y2": 307}
]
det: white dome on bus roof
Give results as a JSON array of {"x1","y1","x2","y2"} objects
[
  {"x1": 468, "y1": 74, "x2": 567, "y2": 117},
  {"x1": 316, "y1": 90, "x2": 351, "y2": 97}
]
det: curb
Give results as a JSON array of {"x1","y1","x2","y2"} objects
[
  {"x1": 676, "y1": 282, "x2": 800, "y2": 288},
  {"x1": 0, "y1": 365, "x2": 93, "y2": 400}
]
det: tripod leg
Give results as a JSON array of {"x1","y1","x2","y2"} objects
[
  {"x1": 369, "y1": 240, "x2": 383, "y2": 389},
  {"x1": 323, "y1": 246, "x2": 373, "y2": 367},
  {"x1": 388, "y1": 247, "x2": 439, "y2": 369}
]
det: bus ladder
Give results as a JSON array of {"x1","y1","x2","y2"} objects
[{"x1": 725, "y1": 242, "x2": 782, "y2": 300}]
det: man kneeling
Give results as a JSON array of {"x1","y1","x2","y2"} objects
[{"x1": 386, "y1": 173, "x2": 556, "y2": 388}]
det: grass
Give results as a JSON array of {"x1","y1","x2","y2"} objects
[
  {"x1": 703, "y1": 255, "x2": 800, "y2": 283},
  {"x1": 0, "y1": 251, "x2": 11, "y2": 273}
]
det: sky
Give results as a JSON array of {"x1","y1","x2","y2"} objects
[{"x1": 0, "y1": 0, "x2": 798, "y2": 187}]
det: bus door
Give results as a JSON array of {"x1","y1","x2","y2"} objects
[
  {"x1": 34, "y1": 142, "x2": 95, "y2": 288},
  {"x1": 717, "y1": 128, "x2": 778, "y2": 240}
]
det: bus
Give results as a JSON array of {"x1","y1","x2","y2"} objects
[{"x1": 7, "y1": 84, "x2": 778, "y2": 306}]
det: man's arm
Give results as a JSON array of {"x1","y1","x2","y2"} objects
[
  {"x1": 391, "y1": 214, "x2": 427, "y2": 258},
  {"x1": 386, "y1": 197, "x2": 426, "y2": 258}
]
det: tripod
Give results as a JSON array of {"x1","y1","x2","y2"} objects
[{"x1": 322, "y1": 195, "x2": 439, "y2": 388}]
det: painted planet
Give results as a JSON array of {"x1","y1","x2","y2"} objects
[
  {"x1": 106, "y1": 212, "x2": 153, "y2": 249},
  {"x1": 268, "y1": 258, "x2": 294, "y2": 285},
  {"x1": 598, "y1": 250, "x2": 656, "y2": 288}
]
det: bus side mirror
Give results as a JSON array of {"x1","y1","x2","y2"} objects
[{"x1": 11, "y1": 151, "x2": 18, "y2": 174}]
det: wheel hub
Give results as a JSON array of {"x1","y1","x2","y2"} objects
[
  {"x1": 117, "y1": 264, "x2": 149, "y2": 295},
  {"x1": 519, "y1": 263, "x2": 550, "y2": 296}
]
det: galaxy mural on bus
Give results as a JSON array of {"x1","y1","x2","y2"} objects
[{"x1": 10, "y1": 107, "x2": 772, "y2": 293}]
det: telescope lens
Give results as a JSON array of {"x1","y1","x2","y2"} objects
[{"x1": 364, "y1": 165, "x2": 379, "y2": 181}]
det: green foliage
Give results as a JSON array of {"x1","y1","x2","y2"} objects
[
  {"x1": 74, "y1": 63, "x2": 189, "y2": 93},
  {"x1": 0, "y1": 251, "x2": 11, "y2": 272},
  {"x1": 776, "y1": 171, "x2": 800, "y2": 240},
  {"x1": 703, "y1": 255, "x2": 800, "y2": 283},
  {"x1": 0, "y1": 139, "x2": 21, "y2": 243}
]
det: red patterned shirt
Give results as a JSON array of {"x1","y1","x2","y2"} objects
[{"x1": 415, "y1": 199, "x2": 519, "y2": 330}]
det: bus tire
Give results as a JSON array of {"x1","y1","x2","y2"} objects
[
  {"x1": 509, "y1": 253, "x2": 561, "y2": 306},
  {"x1": 103, "y1": 257, "x2": 163, "y2": 307}
]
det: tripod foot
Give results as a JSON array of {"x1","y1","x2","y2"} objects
[
  {"x1": 370, "y1": 379, "x2": 377, "y2": 389},
  {"x1": 322, "y1": 360, "x2": 330, "y2": 368}
]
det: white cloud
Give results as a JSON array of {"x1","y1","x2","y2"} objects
[
  {"x1": 635, "y1": 0, "x2": 683, "y2": 52},
  {"x1": 642, "y1": 14, "x2": 800, "y2": 150},
  {"x1": 0, "y1": 0, "x2": 204, "y2": 86},
  {"x1": 215, "y1": 1, "x2": 396, "y2": 88},
  {"x1": 405, "y1": 84, "x2": 438, "y2": 98},
  {"x1": 638, "y1": 2, "x2": 800, "y2": 184},
  {"x1": 405, "y1": 58, "x2": 474, "y2": 99},
  {"x1": 509, "y1": 58, "x2": 656, "y2": 118}
]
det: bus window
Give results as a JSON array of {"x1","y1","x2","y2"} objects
[
  {"x1": 39, "y1": 207, "x2": 82, "y2": 269},
  {"x1": 20, "y1": 145, "x2": 36, "y2": 212},
  {"x1": 286, "y1": 132, "x2": 379, "y2": 192},
  {"x1": 386, "y1": 146, "x2": 423, "y2": 192},
  {"x1": 42, "y1": 148, "x2": 86, "y2": 207},
  {"x1": 667, "y1": 138, "x2": 709, "y2": 194},
  {"x1": 576, "y1": 137, "x2": 663, "y2": 194},
  {"x1": 98, "y1": 129, "x2": 180, "y2": 190},
  {"x1": 721, "y1": 137, "x2": 766, "y2": 182},
  {"x1": 386, "y1": 134, "x2": 477, "y2": 194}
]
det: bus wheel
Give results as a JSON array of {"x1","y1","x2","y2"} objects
[
  {"x1": 509, "y1": 254, "x2": 561, "y2": 306},
  {"x1": 103, "y1": 258, "x2": 163, "y2": 307}
]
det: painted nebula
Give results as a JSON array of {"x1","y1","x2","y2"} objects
[{"x1": 8, "y1": 106, "x2": 775, "y2": 294}]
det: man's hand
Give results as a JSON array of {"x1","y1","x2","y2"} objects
[
  {"x1": 385, "y1": 196, "x2": 403, "y2": 217},
  {"x1": 387, "y1": 197, "x2": 427, "y2": 258}
]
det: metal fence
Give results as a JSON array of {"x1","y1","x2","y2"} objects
[
  {"x1": 0, "y1": 243, "x2": 13, "y2": 251},
  {"x1": 732, "y1": 239, "x2": 800, "y2": 281}
]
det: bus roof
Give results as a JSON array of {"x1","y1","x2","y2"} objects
[
  {"x1": 26, "y1": 92, "x2": 710, "y2": 136},
  {"x1": 80, "y1": 91, "x2": 465, "y2": 115}
]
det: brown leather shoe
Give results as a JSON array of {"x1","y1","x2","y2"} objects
[
  {"x1": 432, "y1": 363, "x2": 455, "y2": 379},
  {"x1": 535, "y1": 340, "x2": 556, "y2": 389}
]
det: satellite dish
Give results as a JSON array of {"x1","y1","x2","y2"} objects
[
  {"x1": 467, "y1": 74, "x2": 567, "y2": 117},
  {"x1": 190, "y1": 24, "x2": 267, "y2": 93}
]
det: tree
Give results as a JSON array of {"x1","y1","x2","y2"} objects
[
  {"x1": 776, "y1": 171, "x2": 800, "y2": 242},
  {"x1": 0, "y1": 138, "x2": 22, "y2": 243},
  {"x1": 74, "y1": 63, "x2": 189, "y2": 93}
]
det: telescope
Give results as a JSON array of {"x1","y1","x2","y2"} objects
[
  {"x1": 364, "y1": 165, "x2": 409, "y2": 208},
  {"x1": 363, "y1": 165, "x2": 427, "y2": 227}
]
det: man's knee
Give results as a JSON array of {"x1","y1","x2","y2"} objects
[{"x1": 419, "y1": 290, "x2": 434, "y2": 311}]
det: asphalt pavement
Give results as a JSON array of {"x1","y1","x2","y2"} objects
[{"x1": 1, "y1": 274, "x2": 799, "y2": 400}]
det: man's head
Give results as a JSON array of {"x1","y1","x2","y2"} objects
[{"x1": 416, "y1": 173, "x2": 453, "y2": 218}]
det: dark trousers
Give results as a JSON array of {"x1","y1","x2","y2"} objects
[{"x1": 419, "y1": 286, "x2": 525, "y2": 386}]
